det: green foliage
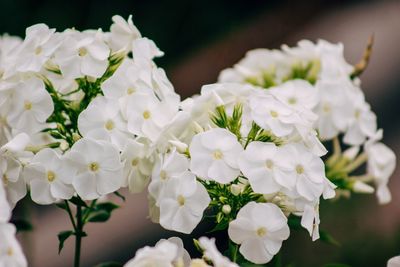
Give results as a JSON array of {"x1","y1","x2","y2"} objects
[
  {"x1": 211, "y1": 104, "x2": 243, "y2": 140},
  {"x1": 201, "y1": 180, "x2": 263, "y2": 233},
  {"x1": 283, "y1": 60, "x2": 320, "y2": 85},
  {"x1": 11, "y1": 219, "x2": 33, "y2": 232},
  {"x1": 58, "y1": 230, "x2": 74, "y2": 254},
  {"x1": 245, "y1": 122, "x2": 283, "y2": 148}
]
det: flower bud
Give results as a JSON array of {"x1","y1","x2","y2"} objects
[
  {"x1": 168, "y1": 140, "x2": 188, "y2": 154},
  {"x1": 230, "y1": 184, "x2": 241, "y2": 196},
  {"x1": 343, "y1": 146, "x2": 360, "y2": 161},
  {"x1": 222, "y1": 204, "x2": 231, "y2": 215},
  {"x1": 352, "y1": 180, "x2": 374, "y2": 194}
]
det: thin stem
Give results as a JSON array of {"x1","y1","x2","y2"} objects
[
  {"x1": 74, "y1": 204, "x2": 83, "y2": 267},
  {"x1": 64, "y1": 200, "x2": 77, "y2": 231}
]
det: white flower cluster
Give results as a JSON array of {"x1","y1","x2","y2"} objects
[
  {"x1": 124, "y1": 236, "x2": 238, "y2": 267},
  {"x1": 0, "y1": 15, "x2": 181, "y2": 266},
  {"x1": 219, "y1": 40, "x2": 396, "y2": 204},
  {"x1": 0, "y1": 15, "x2": 396, "y2": 267}
]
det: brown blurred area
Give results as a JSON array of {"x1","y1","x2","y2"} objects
[{"x1": 4, "y1": 0, "x2": 400, "y2": 266}]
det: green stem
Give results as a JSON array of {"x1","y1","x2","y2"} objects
[
  {"x1": 64, "y1": 200, "x2": 77, "y2": 231},
  {"x1": 74, "y1": 204, "x2": 83, "y2": 267}
]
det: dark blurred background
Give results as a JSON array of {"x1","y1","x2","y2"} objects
[{"x1": 2, "y1": 0, "x2": 400, "y2": 266}]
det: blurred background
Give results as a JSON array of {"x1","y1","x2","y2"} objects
[{"x1": 1, "y1": 0, "x2": 400, "y2": 266}]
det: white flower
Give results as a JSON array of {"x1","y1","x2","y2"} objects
[
  {"x1": 65, "y1": 138, "x2": 123, "y2": 200},
  {"x1": 238, "y1": 141, "x2": 284, "y2": 194},
  {"x1": 124, "y1": 238, "x2": 178, "y2": 267},
  {"x1": 0, "y1": 156, "x2": 26, "y2": 207},
  {"x1": 300, "y1": 202, "x2": 320, "y2": 241},
  {"x1": 149, "y1": 150, "x2": 189, "y2": 202},
  {"x1": 388, "y1": 256, "x2": 400, "y2": 267},
  {"x1": 156, "y1": 237, "x2": 191, "y2": 267},
  {"x1": 269, "y1": 80, "x2": 318, "y2": 123},
  {"x1": 121, "y1": 139, "x2": 152, "y2": 193},
  {"x1": 343, "y1": 98, "x2": 377, "y2": 146},
  {"x1": 7, "y1": 77, "x2": 53, "y2": 134},
  {"x1": 228, "y1": 202, "x2": 290, "y2": 264},
  {"x1": 132, "y1": 37, "x2": 164, "y2": 64},
  {"x1": 0, "y1": 223, "x2": 27, "y2": 267},
  {"x1": 23, "y1": 148, "x2": 74, "y2": 205},
  {"x1": 54, "y1": 30, "x2": 109, "y2": 79},
  {"x1": 159, "y1": 171, "x2": 210, "y2": 234},
  {"x1": 199, "y1": 237, "x2": 239, "y2": 267},
  {"x1": 109, "y1": 15, "x2": 141, "y2": 52},
  {"x1": 249, "y1": 93, "x2": 295, "y2": 137},
  {"x1": 78, "y1": 96, "x2": 128, "y2": 150},
  {"x1": 15, "y1": 23, "x2": 60, "y2": 73},
  {"x1": 126, "y1": 93, "x2": 177, "y2": 141},
  {"x1": 276, "y1": 143, "x2": 334, "y2": 201},
  {"x1": 366, "y1": 142, "x2": 396, "y2": 204},
  {"x1": 315, "y1": 79, "x2": 353, "y2": 140},
  {"x1": 0, "y1": 183, "x2": 10, "y2": 222},
  {"x1": 189, "y1": 128, "x2": 243, "y2": 184}
]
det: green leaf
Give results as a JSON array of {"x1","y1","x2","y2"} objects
[
  {"x1": 58, "y1": 230, "x2": 74, "y2": 254},
  {"x1": 11, "y1": 219, "x2": 33, "y2": 232},
  {"x1": 69, "y1": 196, "x2": 88, "y2": 207},
  {"x1": 287, "y1": 215, "x2": 302, "y2": 230},
  {"x1": 114, "y1": 191, "x2": 126, "y2": 202},
  {"x1": 319, "y1": 230, "x2": 341, "y2": 247},
  {"x1": 55, "y1": 202, "x2": 68, "y2": 211},
  {"x1": 87, "y1": 210, "x2": 111, "y2": 223},
  {"x1": 96, "y1": 202, "x2": 120, "y2": 213},
  {"x1": 95, "y1": 262, "x2": 123, "y2": 267},
  {"x1": 208, "y1": 221, "x2": 229, "y2": 233}
]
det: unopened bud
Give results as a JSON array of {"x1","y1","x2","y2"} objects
[
  {"x1": 230, "y1": 184, "x2": 242, "y2": 196},
  {"x1": 343, "y1": 146, "x2": 360, "y2": 161},
  {"x1": 72, "y1": 133, "x2": 81, "y2": 142},
  {"x1": 352, "y1": 180, "x2": 374, "y2": 194},
  {"x1": 192, "y1": 121, "x2": 204, "y2": 134},
  {"x1": 168, "y1": 140, "x2": 188, "y2": 154},
  {"x1": 222, "y1": 204, "x2": 231, "y2": 215},
  {"x1": 60, "y1": 140, "x2": 69, "y2": 151}
]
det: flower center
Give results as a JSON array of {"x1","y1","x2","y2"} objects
[
  {"x1": 35, "y1": 46, "x2": 42, "y2": 55},
  {"x1": 104, "y1": 120, "x2": 115, "y2": 131},
  {"x1": 78, "y1": 47, "x2": 88, "y2": 57},
  {"x1": 256, "y1": 227, "x2": 267, "y2": 237},
  {"x1": 177, "y1": 195, "x2": 185, "y2": 206},
  {"x1": 270, "y1": 110, "x2": 278, "y2": 118},
  {"x1": 354, "y1": 109, "x2": 361, "y2": 119},
  {"x1": 131, "y1": 158, "x2": 139, "y2": 167},
  {"x1": 322, "y1": 103, "x2": 331, "y2": 113},
  {"x1": 288, "y1": 97, "x2": 297, "y2": 105},
  {"x1": 47, "y1": 171, "x2": 56, "y2": 182},
  {"x1": 212, "y1": 149, "x2": 223, "y2": 160},
  {"x1": 2, "y1": 174, "x2": 8, "y2": 186},
  {"x1": 265, "y1": 160, "x2": 274, "y2": 169},
  {"x1": 160, "y1": 170, "x2": 167, "y2": 180},
  {"x1": 24, "y1": 101, "x2": 32, "y2": 110},
  {"x1": 89, "y1": 162, "x2": 99, "y2": 172},
  {"x1": 6, "y1": 247, "x2": 13, "y2": 256},
  {"x1": 127, "y1": 87, "x2": 135, "y2": 95},
  {"x1": 296, "y1": 164, "x2": 304, "y2": 174},
  {"x1": 142, "y1": 110, "x2": 151, "y2": 120}
]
